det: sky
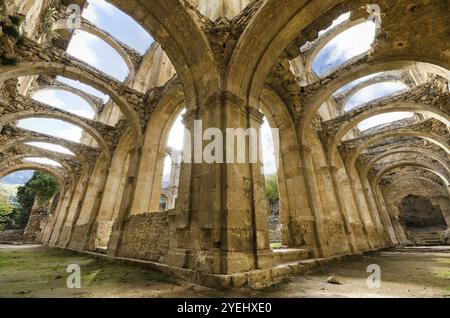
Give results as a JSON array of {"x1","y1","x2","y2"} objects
[
  {"x1": 312, "y1": 21, "x2": 377, "y2": 77},
  {"x1": 1, "y1": 1, "x2": 419, "y2": 185}
]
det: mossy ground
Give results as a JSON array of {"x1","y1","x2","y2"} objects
[{"x1": 0, "y1": 245, "x2": 449, "y2": 298}]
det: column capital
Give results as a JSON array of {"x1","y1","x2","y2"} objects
[{"x1": 247, "y1": 107, "x2": 264, "y2": 124}]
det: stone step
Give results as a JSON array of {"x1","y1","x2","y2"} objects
[
  {"x1": 95, "y1": 247, "x2": 107, "y2": 254},
  {"x1": 272, "y1": 248, "x2": 313, "y2": 263}
]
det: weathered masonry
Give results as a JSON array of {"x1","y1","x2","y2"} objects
[{"x1": 0, "y1": 0, "x2": 449, "y2": 288}]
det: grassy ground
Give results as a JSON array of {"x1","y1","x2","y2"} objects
[{"x1": 0, "y1": 245, "x2": 449, "y2": 298}]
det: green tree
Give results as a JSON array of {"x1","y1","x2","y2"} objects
[
  {"x1": 0, "y1": 194, "x2": 14, "y2": 230},
  {"x1": 265, "y1": 175, "x2": 279, "y2": 204},
  {"x1": 0, "y1": 171, "x2": 59, "y2": 230}
]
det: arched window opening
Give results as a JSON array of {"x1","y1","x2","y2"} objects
[
  {"x1": 83, "y1": 0, "x2": 154, "y2": 54},
  {"x1": 26, "y1": 142, "x2": 75, "y2": 156},
  {"x1": 318, "y1": 12, "x2": 351, "y2": 36},
  {"x1": 66, "y1": 30, "x2": 129, "y2": 81},
  {"x1": 56, "y1": 76, "x2": 109, "y2": 103},
  {"x1": 160, "y1": 110, "x2": 186, "y2": 211},
  {"x1": 32, "y1": 89, "x2": 96, "y2": 119},
  {"x1": 357, "y1": 112, "x2": 414, "y2": 131},
  {"x1": 333, "y1": 73, "x2": 382, "y2": 95},
  {"x1": 17, "y1": 119, "x2": 87, "y2": 144},
  {"x1": 23, "y1": 158, "x2": 62, "y2": 167},
  {"x1": 312, "y1": 21, "x2": 377, "y2": 77},
  {"x1": 260, "y1": 117, "x2": 282, "y2": 249},
  {"x1": 344, "y1": 82, "x2": 410, "y2": 111},
  {"x1": 0, "y1": 170, "x2": 60, "y2": 232},
  {"x1": 400, "y1": 195, "x2": 447, "y2": 245}
]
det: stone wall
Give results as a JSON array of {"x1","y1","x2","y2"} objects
[
  {"x1": 118, "y1": 212, "x2": 169, "y2": 262},
  {"x1": 0, "y1": 229, "x2": 24, "y2": 242},
  {"x1": 400, "y1": 195, "x2": 447, "y2": 229}
]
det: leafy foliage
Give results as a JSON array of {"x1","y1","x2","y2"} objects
[
  {"x1": 0, "y1": 194, "x2": 14, "y2": 230},
  {"x1": 0, "y1": 171, "x2": 59, "y2": 230},
  {"x1": 265, "y1": 174, "x2": 279, "y2": 204}
]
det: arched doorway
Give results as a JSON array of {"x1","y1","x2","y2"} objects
[{"x1": 399, "y1": 195, "x2": 448, "y2": 245}]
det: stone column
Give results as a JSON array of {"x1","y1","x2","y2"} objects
[
  {"x1": 64, "y1": 167, "x2": 93, "y2": 247},
  {"x1": 83, "y1": 165, "x2": 111, "y2": 251},
  {"x1": 277, "y1": 144, "x2": 317, "y2": 249},
  {"x1": 166, "y1": 148, "x2": 182, "y2": 210},
  {"x1": 373, "y1": 186, "x2": 399, "y2": 245},
  {"x1": 329, "y1": 166, "x2": 357, "y2": 252},
  {"x1": 23, "y1": 194, "x2": 50, "y2": 242},
  {"x1": 348, "y1": 176, "x2": 373, "y2": 249},
  {"x1": 299, "y1": 145, "x2": 329, "y2": 257},
  {"x1": 165, "y1": 92, "x2": 271, "y2": 275},
  {"x1": 435, "y1": 196, "x2": 450, "y2": 227},
  {"x1": 107, "y1": 146, "x2": 143, "y2": 256}
]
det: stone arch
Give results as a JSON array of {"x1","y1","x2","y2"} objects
[
  {"x1": 339, "y1": 79, "x2": 412, "y2": 110},
  {"x1": 0, "y1": 163, "x2": 66, "y2": 190},
  {"x1": 227, "y1": 0, "x2": 346, "y2": 104},
  {"x1": 94, "y1": 131, "x2": 133, "y2": 248},
  {"x1": 328, "y1": 102, "x2": 450, "y2": 162},
  {"x1": 0, "y1": 111, "x2": 110, "y2": 159},
  {"x1": 107, "y1": 0, "x2": 220, "y2": 106},
  {"x1": 260, "y1": 87, "x2": 314, "y2": 247},
  {"x1": 0, "y1": 138, "x2": 86, "y2": 164},
  {"x1": 32, "y1": 86, "x2": 100, "y2": 114},
  {"x1": 0, "y1": 154, "x2": 74, "y2": 180},
  {"x1": 373, "y1": 162, "x2": 450, "y2": 188},
  {"x1": 363, "y1": 147, "x2": 450, "y2": 179},
  {"x1": 300, "y1": 61, "x2": 450, "y2": 139},
  {"x1": 53, "y1": 19, "x2": 136, "y2": 79},
  {"x1": 347, "y1": 130, "x2": 450, "y2": 173},
  {"x1": 306, "y1": 17, "x2": 375, "y2": 78},
  {"x1": 384, "y1": 176, "x2": 447, "y2": 197},
  {"x1": 0, "y1": 62, "x2": 142, "y2": 144},
  {"x1": 130, "y1": 82, "x2": 185, "y2": 215}
]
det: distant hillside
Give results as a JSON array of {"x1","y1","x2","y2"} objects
[{"x1": 0, "y1": 183, "x2": 19, "y2": 203}]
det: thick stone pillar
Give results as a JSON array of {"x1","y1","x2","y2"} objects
[
  {"x1": 435, "y1": 196, "x2": 450, "y2": 227},
  {"x1": 64, "y1": 168, "x2": 93, "y2": 247},
  {"x1": 348, "y1": 176, "x2": 372, "y2": 250},
  {"x1": 166, "y1": 92, "x2": 271, "y2": 274},
  {"x1": 83, "y1": 165, "x2": 111, "y2": 251},
  {"x1": 23, "y1": 194, "x2": 51, "y2": 242},
  {"x1": 373, "y1": 186, "x2": 399, "y2": 245},
  {"x1": 329, "y1": 166, "x2": 357, "y2": 252},
  {"x1": 107, "y1": 146, "x2": 143, "y2": 256},
  {"x1": 299, "y1": 145, "x2": 329, "y2": 257}
]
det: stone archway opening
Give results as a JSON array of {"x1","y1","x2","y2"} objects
[
  {"x1": 260, "y1": 116, "x2": 283, "y2": 249},
  {"x1": 399, "y1": 195, "x2": 448, "y2": 245},
  {"x1": 159, "y1": 109, "x2": 185, "y2": 212},
  {"x1": 0, "y1": 169, "x2": 61, "y2": 242}
]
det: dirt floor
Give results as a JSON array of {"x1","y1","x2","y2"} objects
[{"x1": 0, "y1": 244, "x2": 449, "y2": 298}]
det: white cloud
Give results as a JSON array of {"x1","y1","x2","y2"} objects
[
  {"x1": 32, "y1": 90, "x2": 96, "y2": 119},
  {"x1": 345, "y1": 82, "x2": 409, "y2": 111},
  {"x1": 313, "y1": 21, "x2": 376, "y2": 76},
  {"x1": 26, "y1": 142, "x2": 75, "y2": 156},
  {"x1": 358, "y1": 112, "x2": 414, "y2": 131},
  {"x1": 318, "y1": 12, "x2": 351, "y2": 36},
  {"x1": 24, "y1": 157, "x2": 62, "y2": 167}
]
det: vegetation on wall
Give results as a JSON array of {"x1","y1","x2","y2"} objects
[
  {"x1": 0, "y1": 171, "x2": 59, "y2": 230},
  {"x1": 265, "y1": 174, "x2": 279, "y2": 204},
  {"x1": 0, "y1": 13, "x2": 24, "y2": 65}
]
